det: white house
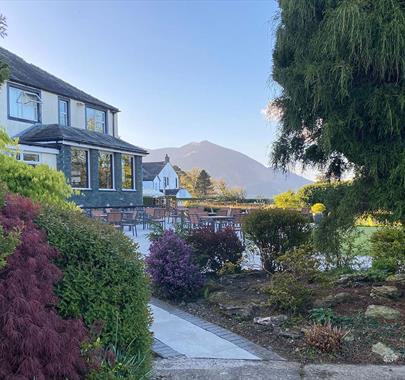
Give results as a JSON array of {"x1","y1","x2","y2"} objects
[
  {"x1": 142, "y1": 155, "x2": 192, "y2": 199},
  {"x1": 0, "y1": 47, "x2": 147, "y2": 208}
]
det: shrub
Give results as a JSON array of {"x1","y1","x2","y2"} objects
[
  {"x1": 35, "y1": 204, "x2": 152, "y2": 375},
  {"x1": 371, "y1": 226, "x2": 405, "y2": 273},
  {"x1": 0, "y1": 194, "x2": 88, "y2": 378},
  {"x1": 311, "y1": 203, "x2": 326, "y2": 214},
  {"x1": 273, "y1": 189, "x2": 302, "y2": 209},
  {"x1": 304, "y1": 323, "x2": 347, "y2": 353},
  {"x1": 146, "y1": 230, "x2": 203, "y2": 300},
  {"x1": 277, "y1": 245, "x2": 320, "y2": 282},
  {"x1": 186, "y1": 227, "x2": 244, "y2": 273},
  {"x1": 309, "y1": 308, "x2": 336, "y2": 325},
  {"x1": 0, "y1": 224, "x2": 20, "y2": 269},
  {"x1": 243, "y1": 208, "x2": 311, "y2": 272},
  {"x1": 267, "y1": 272, "x2": 312, "y2": 314}
]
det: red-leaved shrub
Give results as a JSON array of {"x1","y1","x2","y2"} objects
[
  {"x1": 0, "y1": 194, "x2": 88, "y2": 379},
  {"x1": 186, "y1": 227, "x2": 244, "y2": 273},
  {"x1": 146, "y1": 230, "x2": 203, "y2": 300}
]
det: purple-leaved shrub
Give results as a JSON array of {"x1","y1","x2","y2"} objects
[{"x1": 146, "y1": 230, "x2": 203, "y2": 300}]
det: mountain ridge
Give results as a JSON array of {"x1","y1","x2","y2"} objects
[{"x1": 145, "y1": 141, "x2": 311, "y2": 198}]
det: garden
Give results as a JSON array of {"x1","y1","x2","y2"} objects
[
  {"x1": 0, "y1": 131, "x2": 152, "y2": 379},
  {"x1": 145, "y1": 181, "x2": 405, "y2": 365}
]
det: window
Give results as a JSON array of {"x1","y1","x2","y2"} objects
[
  {"x1": 71, "y1": 149, "x2": 89, "y2": 188},
  {"x1": 122, "y1": 154, "x2": 135, "y2": 190},
  {"x1": 99, "y1": 152, "x2": 114, "y2": 189},
  {"x1": 86, "y1": 107, "x2": 106, "y2": 133},
  {"x1": 175, "y1": 177, "x2": 178, "y2": 188},
  {"x1": 16, "y1": 152, "x2": 40, "y2": 167},
  {"x1": 164, "y1": 176, "x2": 169, "y2": 188},
  {"x1": 8, "y1": 85, "x2": 41, "y2": 122},
  {"x1": 58, "y1": 98, "x2": 69, "y2": 126}
]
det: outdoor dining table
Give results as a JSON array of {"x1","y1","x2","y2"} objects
[{"x1": 199, "y1": 215, "x2": 234, "y2": 230}]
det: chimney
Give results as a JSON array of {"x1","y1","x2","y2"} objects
[{"x1": 164, "y1": 154, "x2": 170, "y2": 164}]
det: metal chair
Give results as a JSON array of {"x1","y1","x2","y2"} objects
[
  {"x1": 121, "y1": 211, "x2": 138, "y2": 236},
  {"x1": 106, "y1": 212, "x2": 123, "y2": 230}
]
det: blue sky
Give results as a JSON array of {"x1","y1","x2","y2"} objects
[{"x1": 1, "y1": 0, "x2": 282, "y2": 167}]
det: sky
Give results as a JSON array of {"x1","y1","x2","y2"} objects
[{"x1": 0, "y1": 0, "x2": 304, "y2": 176}]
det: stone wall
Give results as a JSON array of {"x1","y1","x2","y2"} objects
[{"x1": 57, "y1": 144, "x2": 143, "y2": 208}]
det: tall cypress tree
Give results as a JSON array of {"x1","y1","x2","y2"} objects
[{"x1": 271, "y1": 0, "x2": 405, "y2": 220}]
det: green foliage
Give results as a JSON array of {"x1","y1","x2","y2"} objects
[
  {"x1": 195, "y1": 169, "x2": 214, "y2": 196},
  {"x1": 36, "y1": 205, "x2": 152, "y2": 373},
  {"x1": 309, "y1": 308, "x2": 336, "y2": 325},
  {"x1": 277, "y1": 245, "x2": 320, "y2": 283},
  {"x1": 214, "y1": 179, "x2": 246, "y2": 201},
  {"x1": 0, "y1": 129, "x2": 74, "y2": 208},
  {"x1": 371, "y1": 226, "x2": 405, "y2": 273},
  {"x1": 272, "y1": 0, "x2": 405, "y2": 220},
  {"x1": 147, "y1": 221, "x2": 189, "y2": 242},
  {"x1": 243, "y1": 208, "x2": 311, "y2": 272},
  {"x1": 267, "y1": 272, "x2": 312, "y2": 314},
  {"x1": 273, "y1": 189, "x2": 302, "y2": 209},
  {"x1": 0, "y1": 224, "x2": 20, "y2": 269}
]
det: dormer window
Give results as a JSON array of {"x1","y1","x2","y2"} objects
[
  {"x1": 86, "y1": 106, "x2": 106, "y2": 133},
  {"x1": 8, "y1": 84, "x2": 41, "y2": 123}
]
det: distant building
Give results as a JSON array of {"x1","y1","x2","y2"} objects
[{"x1": 142, "y1": 155, "x2": 191, "y2": 199}]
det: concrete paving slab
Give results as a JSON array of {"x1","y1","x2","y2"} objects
[{"x1": 150, "y1": 304, "x2": 260, "y2": 360}]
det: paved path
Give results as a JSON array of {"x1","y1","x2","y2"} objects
[{"x1": 150, "y1": 299, "x2": 275, "y2": 360}]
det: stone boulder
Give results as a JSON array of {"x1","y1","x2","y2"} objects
[
  {"x1": 386, "y1": 273, "x2": 405, "y2": 284},
  {"x1": 372, "y1": 342, "x2": 399, "y2": 363},
  {"x1": 219, "y1": 303, "x2": 256, "y2": 319},
  {"x1": 254, "y1": 315, "x2": 288, "y2": 327},
  {"x1": 335, "y1": 273, "x2": 369, "y2": 287},
  {"x1": 365, "y1": 305, "x2": 401, "y2": 320},
  {"x1": 313, "y1": 292, "x2": 351, "y2": 307},
  {"x1": 370, "y1": 285, "x2": 401, "y2": 300}
]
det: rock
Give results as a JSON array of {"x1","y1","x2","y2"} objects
[
  {"x1": 313, "y1": 292, "x2": 352, "y2": 307},
  {"x1": 208, "y1": 291, "x2": 229, "y2": 304},
  {"x1": 372, "y1": 342, "x2": 399, "y2": 363},
  {"x1": 365, "y1": 305, "x2": 401, "y2": 320},
  {"x1": 386, "y1": 274, "x2": 405, "y2": 284},
  {"x1": 275, "y1": 328, "x2": 303, "y2": 340},
  {"x1": 335, "y1": 273, "x2": 368, "y2": 287},
  {"x1": 253, "y1": 314, "x2": 288, "y2": 327},
  {"x1": 219, "y1": 304, "x2": 256, "y2": 319},
  {"x1": 371, "y1": 285, "x2": 401, "y2": 300},
  {"x1": 343, "y1": 333, "x2": 355, "y2": 342}
]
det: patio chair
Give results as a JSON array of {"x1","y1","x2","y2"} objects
[
  {"x1": 121, "y1": 211, "x2": 138, "y2": 236},
  {"x1": 106, "y1": 212, "x2": 123, "y2": 230},
  {"x1": 91, "y1": 209, "x2": 107, "y2": 222},
  {"x1": 151, "y1": 208, "x2": 166, "y2": 229}
]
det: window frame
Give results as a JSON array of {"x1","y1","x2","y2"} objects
[
  {"x1": 121, "y1": 154, "x2": 136, "y2": 191},
  {"x1": 7, "y1": 82, "x2": 42, "y2": 123},
  {"x1": 85, "y1": 105, "x2": 107, "y2": 134},
  {"x1": 70, "y1": 148, "x2": 91, "y2": 190},
  {"x1": 58, "y1": 96, "x2": 70, "y2": 126},
  {"x1": 16, "y1": 151, "x2": 41, "y2": 166},
  {"x1": 98, "y1": 151, "x2": 115, "y2": 191}
]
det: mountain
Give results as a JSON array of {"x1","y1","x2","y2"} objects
[{"x1": 145, "y1": 141, "x2": 311, "y2": 198}]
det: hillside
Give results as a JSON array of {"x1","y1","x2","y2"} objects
[{"x1": 145, "y1": 141, "x2": 310, "y2": 198}]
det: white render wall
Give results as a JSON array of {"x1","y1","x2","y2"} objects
[{"x1": 0, "y1": 81, "x2": 116, "y2": 138}]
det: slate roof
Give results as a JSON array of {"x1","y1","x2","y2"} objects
[
  {"x1": 0, "y1": 47, "x2": 119, "y2": 111},
  {"x1": 164, "y1": 189, "x2": 180, "y2": 196},
  {"x1": 18, "y1": 124, "x2": 148, "y2": 155},
  {"x1": 142, "y1": 162, "x2": 166, "y2": 181}
]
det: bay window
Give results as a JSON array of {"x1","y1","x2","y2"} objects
[
  {"x1": 86, "y1": 106, "x2": 106, "y2": 133},
  {"x1": 99, "y1": 152, "x2": 114, "y2": 189},
  {"x1": 71, "y1": 149, "x2": 89, "y2": 189},
  {"x1": 122, "y1": 154, "x2": 135, "y2": 190}
]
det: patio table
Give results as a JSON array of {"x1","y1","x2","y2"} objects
[{"x1": 200, "y1": 215, "x2": 234, "y2": 231}]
